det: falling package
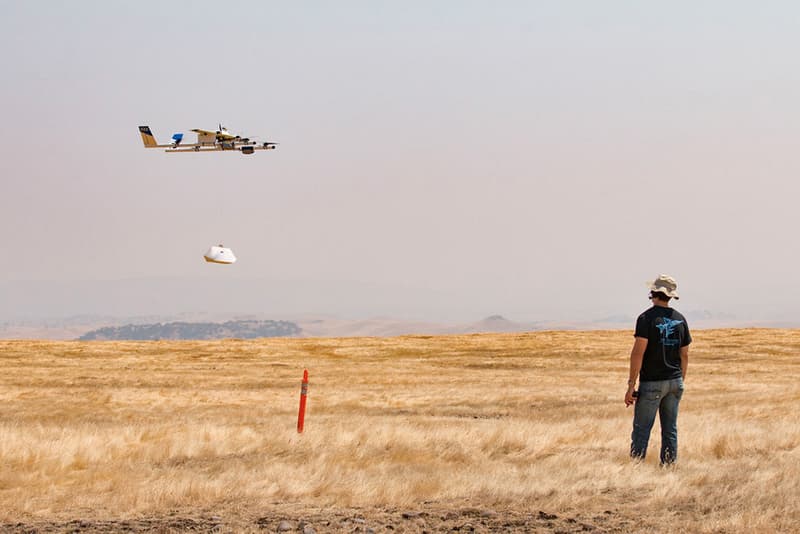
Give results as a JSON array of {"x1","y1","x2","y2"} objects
[{"x1": 203, "y1": 245, "x2": 237, "y2": 264}]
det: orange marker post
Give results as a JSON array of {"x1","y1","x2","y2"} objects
[{"x1": 297, "y1": 369, "x2": 309, "y2": 433}]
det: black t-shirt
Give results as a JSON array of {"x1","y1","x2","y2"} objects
[{"x1": 634, "y1": 306, "x2": 692, "y2": 382}]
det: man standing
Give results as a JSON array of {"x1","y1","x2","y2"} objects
[{"x1": 625, "y1": 274, "x2": 691, "y2": 465}]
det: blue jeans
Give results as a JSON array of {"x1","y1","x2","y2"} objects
[{"x1": 630, "y1": 377, "x2": 684, "y2": 464}]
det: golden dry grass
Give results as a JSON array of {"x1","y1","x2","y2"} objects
[{"x1": 1, "y1": 329, "x2": 798, "y2": 532}]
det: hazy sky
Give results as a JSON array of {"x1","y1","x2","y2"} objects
[{"x1": 2, "y1": 1, "x2": 799, "y2": 322}]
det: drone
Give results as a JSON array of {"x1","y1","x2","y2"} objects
[{"x1": 139, "y1": 124, "x2": 277, "y2": 154}]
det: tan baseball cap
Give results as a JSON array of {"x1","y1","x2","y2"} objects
[{"x1": 646, "y1": 274, "x2": 680, "y2": 299}]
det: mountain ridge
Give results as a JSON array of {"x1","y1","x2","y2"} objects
[{"x1": 78, "y1": 319, "x2": 301, "y2": 341}]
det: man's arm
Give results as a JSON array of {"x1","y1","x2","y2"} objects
[
  {"x1": 626, "y1": 337, "x2": 648, "y2": 406},
  {"x1": 680, "y1": 345, "x2": 689, "y2": 379}
]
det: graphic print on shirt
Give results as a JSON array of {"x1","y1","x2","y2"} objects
[{"x1": 655, "y1": 318, "x2": 684, "y2": 347}]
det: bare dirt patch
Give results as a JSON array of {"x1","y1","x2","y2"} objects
[{"x1": 1, "y1": 504, "x2": 631, "y2": 533}]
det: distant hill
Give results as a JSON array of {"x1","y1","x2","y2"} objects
[
  {"x1": 458, "y1": 315, "x2": 538, "y2": 334},
  {"x1": 78, "y1": 320, "x2": 301, "y2": 341}
]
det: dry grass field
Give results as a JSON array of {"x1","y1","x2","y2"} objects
[{"x1": 1, "y1": 329, "x2": 798, "y2": 533}]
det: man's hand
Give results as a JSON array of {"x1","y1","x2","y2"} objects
[
  {"x1": 627, "y1": 338, "x2": 646, "y2": 407},
  {"x1": 625, "y1": 385, "x2": 637, "y2": 407}
]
